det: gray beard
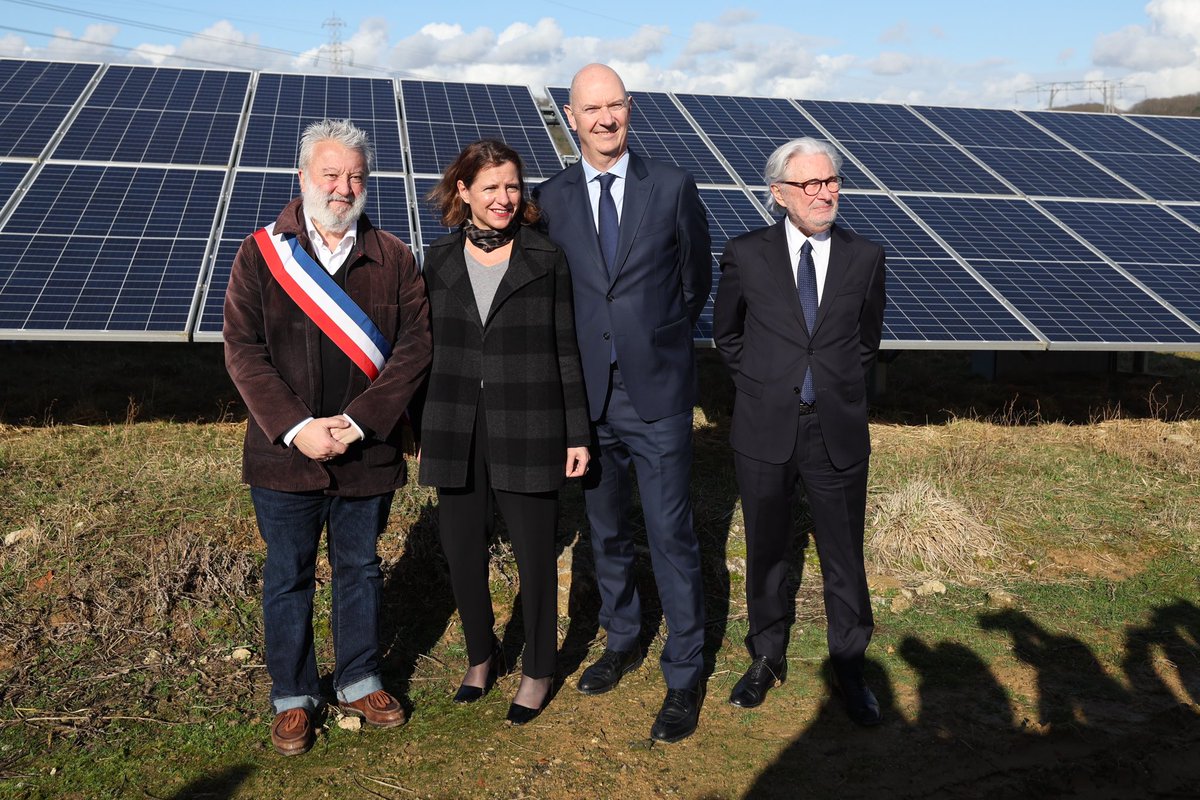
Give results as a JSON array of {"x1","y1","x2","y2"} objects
[{"x1": 302, "y1": 187, "x2": 368, "y2": 235}]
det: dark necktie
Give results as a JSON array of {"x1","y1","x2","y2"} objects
[
  {"x1": 597, "y1": 173, "x2": 619, "y2": 278},
  {"x1": 797, "y1": 240, "x2": 818, "y2": 405}
]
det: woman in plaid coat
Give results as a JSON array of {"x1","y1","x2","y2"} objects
[{"x1": 418, "y1": 140, "x2": 591, "y2": 725}]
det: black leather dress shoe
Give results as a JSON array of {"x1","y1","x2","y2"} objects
[
  {"x1": 650, "y1": 685, "x2": 705, "y2": 743},
  {"x1": 577, "y1": 648, "x2": 643, "y2": 695},
  {"x1": 729, "y1": 655, "x2": 787, "y2": 709},
  {"x1": 837, "y1": 678, "x2": 882, "y2": 727}
]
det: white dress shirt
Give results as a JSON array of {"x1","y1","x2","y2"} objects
[
  {"x1": 784, "y1": 217, "x2": 832, "y2": 305},
  {"x1": 581, "y1": 151, "x2": 630, "y2": 230}
]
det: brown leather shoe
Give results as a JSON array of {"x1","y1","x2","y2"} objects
[
  {"x1": 270, "y1": 707, "x2": 313, "y2": 756},
  {"x1": 341, "y1": 690, "x2": 407, "y2": 728}
]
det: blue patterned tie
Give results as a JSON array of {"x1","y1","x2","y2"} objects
[
  {"x1": 597, "y1": 173, "x2": 619, "y2": 278},
  {"x1": 797, "y1": 240, "x2": 818, "y2": 405}
]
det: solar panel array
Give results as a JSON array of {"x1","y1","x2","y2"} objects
[{"x1": 2, "y1": 56, "x2": 1200, "y2": 352}]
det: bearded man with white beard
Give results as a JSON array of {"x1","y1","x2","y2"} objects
[{"x1": 224, "y1": 119, "x2": 431, "y2": 756}]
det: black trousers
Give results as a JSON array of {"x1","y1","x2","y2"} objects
[
  {"x1": 437, "y1": 403, "x2": 559, "y2": 679},
  {"x1": 735, "y1": 411, "x2": 873, "y2": 680}
]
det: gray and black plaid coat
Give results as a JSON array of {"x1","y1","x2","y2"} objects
[{"x1": 416, "y1": 225, "x2": 591, "y2": 493}]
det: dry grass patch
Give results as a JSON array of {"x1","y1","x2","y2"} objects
[{"x1": 867, "y1": 477, "x2": 1016, "y2": 583}]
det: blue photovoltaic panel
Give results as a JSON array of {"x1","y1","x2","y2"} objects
[
  {"x1": 912, "y1": 105, "x2": 1144, "y2": 199},
  {"x1": 697, "y1": 187, "x2": 772, "y2": 338},
  {"x1": 548, "y1": 87, "x2": 734, "y2": 184},
  {"x1": 0, "y1": 164, "x2": 224, "y2": 333},
  {"x1": 835, "y1": 194, "x2": 1037, "y2": 344},
  {"x1": 1128, "y1": 114, "x2": 1200, "y2": 157},
  {"x1": 0, "y1": 59, "x2": 99, "y2": 157},
  {"x1": 196, "y1": 171, "x2": 413, "y2": 336},
  {"x1": 0, "y1": 162, "x2": 29, "y2": 209},
  {"x1": 412, "y1": 176, "x2": 455, "y2": 254},
  {"x1": 240, "y1": 74, "x2": 404, "y2": 171},
  {"x1": 899, "y1": 195, "x2": 1200, "y2": 345},
  {"x1": 1040, "y1": 200, "x2": 1200, "y2": 324},
  {"x1": 1025, "y1": 110, "x2": 1179, "y2": 155},
  {"x1": 800, "y1": 100, "x2": 1011, "y2": 194},
  {"x1": 1081, "y1": 151, "x2": 1200, "y2": 202},
  {"x1": 52, "y1": 65, "x2": 250, "y2": 166},
  {"x1": 403, "y1": 81, "x2": 562, "y2": 179},
  {"x1": 912, "y1": 106, "x2": 1064, "y2": 150},
  {"x1": 674, "y1": 93, "x2": 876, "y2": 189}
]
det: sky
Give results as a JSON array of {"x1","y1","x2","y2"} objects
[{"x1": 2, "y1": 0, "x2": 1198, "y2": 109}]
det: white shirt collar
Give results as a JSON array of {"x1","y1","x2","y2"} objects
[
  {"x1": 581, "y1": 151, "x2": 630, "y2": 183},
  {"x1": 784, "y1": 217, "x2": 832, "y2": 256}
]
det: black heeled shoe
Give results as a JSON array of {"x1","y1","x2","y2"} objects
[
  {"x1": 505, "y1": 679, "x2": 551, "y2": 725},
  {"x1": 505, "y1": 696, "x2": 548, "y2": 725},
  {"x1": 453, "y1": 640, "x2": 503, "y2": 704}
]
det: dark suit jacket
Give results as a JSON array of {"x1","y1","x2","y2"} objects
[
  {"x1": 416, "y1": 226, "x2": 590, "y2": 493},
  {"x1": 534, "y1": 152, "x2": 712, "y2": 422},
  {"x1": 713, "y1": 220, "x2": 886, "y2": 469},
  {"x1": 223, "y1": 196, "x2": 432, "y2": 496}
]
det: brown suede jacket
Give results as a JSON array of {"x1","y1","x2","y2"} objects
[{"x1": 223, "y1": 197, "x2": 431, "y2": 496}]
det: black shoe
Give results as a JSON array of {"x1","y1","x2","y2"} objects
[
  {"x1": 454, "y1": 640, "x2": 503, "y2": 704},
  {"x1": 835, "y1": 676, "x2": 882, "y2": 727},
  {"x1": 505, "y1": 697, "x2": 547, "y2": 726},
  {"x1": 729, "y1": 655, "x2": 787, "y2": 709},
  {"x1": 650, "y1": 685, "x2": 704, "y2": 743},
  {"x1": 577, "y1": 648, "x2": 643, "y2": 695}
]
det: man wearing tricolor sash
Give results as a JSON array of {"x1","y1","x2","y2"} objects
[{"x1": 224, "y1": 119, "x2": 431, "y2": 756}]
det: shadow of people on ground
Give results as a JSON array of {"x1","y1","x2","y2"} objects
[
  {"x1": 742, "y1": 605, "x2": 1200, "y2": 800},
  {"x1": 166, "y1": 765, "x2": 255, "y2": 799}
]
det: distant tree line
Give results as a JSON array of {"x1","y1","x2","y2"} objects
[{"x1": 1057, "y1": 93, "x2": 1200, "y2": 116}]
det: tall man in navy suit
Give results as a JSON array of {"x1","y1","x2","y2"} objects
[
  {"x1": 713, "y1": 138, "x2": 886, "y2": 725},
  {"x1": 535, "y1": 63, "x2": 711, "y2": 743}
]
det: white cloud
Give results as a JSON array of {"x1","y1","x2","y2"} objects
[
  {"x1": 878, "y1": 22, "x2": 910, "y2": 45},
  {"x1": 869, "y1": 51, "x2": 917, "y2": 76},
  {"x1": 1093, "y1": 24, "x2": 1192, "y2": 70},
  {"x1": 43, "y1": 24, "x2": 119, "y2": 61},
  {"x1": 1088, "y1": 0, "x2": 1200, "y2": 102}
]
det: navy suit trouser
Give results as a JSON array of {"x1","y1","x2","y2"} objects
[
  {"x1": 584, "y1": 366, "x2": 705, "y2": 689},
  {"x1": 734, "y1": 411, "x2": 874, "y2": 681}
]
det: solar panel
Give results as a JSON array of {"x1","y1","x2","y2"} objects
[
  {"x1": 411, "y1": 176, "x2": 456, "y2": 254},
  {"x1": 1078, "y1": 151, "x2": 1200, "y2": 202},
  {"x1": 899, "y1": 195, "x2": 1200, "y2": 346},
  {"x1": 194, "y1": 171, "x2": 413, "y2": 337},
  {"x1": 0, "y1": 59, "x2": 99, "y2": 158},
  {"x1": 240, "y1": 73, "x2": 404, "y2": 171},
  {"x1": 835, "y1": 194, "x2": 1038, "y2": 345},
  {"x1": 0, "y1": 162, "x2": 29, "y2": 210},
  {"x1": 697, "y1": 187, "x2": 773, "y2": 339},
  {"x1": 547, "y1": 86, "x2": 734, "y2": 184},
  {"x1": 674, "y1": 93, "x2": 877, "y2": 189},
  {"x1": 1026, "y1": 110, "x2": 1179, "y2": 155},
  {"x1": 52, "y1": 65, "x2": 250, "y2": 166},
  {"x1": 1127, "y1": 114, "x2": 1200, "y2": 157},
  {"x1": 912, "y1": 105, "x2": 1145, "y2": 199},
  {"x1": 403, "y1": 81, "x2": 562, "y2": 179},
  {"x1": 801, "y1": 100, "x2": 1012, "y2": 194},
  {"x1": 1039, "y1": 200, "x2": 1200, "y2": 325},
  {"x1": 0, "y1": 164, "x2": 224, "y2": 335}
]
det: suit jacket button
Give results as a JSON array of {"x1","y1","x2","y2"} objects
[
  {"x1": 807, "y1": 348, "x2": 814, "y2": 355},
  {"x1": 793, "y1": 386, "x2": 801, "y2": 394},
  {"x1": 606, "y1": 294, "x2": 614, "y2": 302},
  {"x1": 603, "y1": 332, "x2": 611, "y2": 340}
]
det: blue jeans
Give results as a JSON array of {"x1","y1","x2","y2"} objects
[{"x1": 251, "y1": 487, "x2": 393, "y2": 714}]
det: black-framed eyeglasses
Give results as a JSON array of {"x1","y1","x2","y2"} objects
[{"x1": 777, "y1": 176, "x2": 843, "y2": 195}]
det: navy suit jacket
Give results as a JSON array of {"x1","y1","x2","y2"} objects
[
  {"x1": 535, "y1": 152, "x2": 712, "y2": 422},
  {"x1": 713, "y1": 220, "x2": 886, "y2": 469}
]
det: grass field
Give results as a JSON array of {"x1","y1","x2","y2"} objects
[{"x1": 0, "y1": 343, "x2": 1198, "y2": 799}]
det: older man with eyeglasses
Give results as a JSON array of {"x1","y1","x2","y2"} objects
[{"x1": 713, "y1": 137, "x2": 887, "y2": 726}]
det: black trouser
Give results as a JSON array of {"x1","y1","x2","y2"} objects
[
  {"x1": 735, "y1": 411, "x2": 873, "y2": 680},
  {"x1": 437, "y1": 403, "x2": 559, "y2": 679}
]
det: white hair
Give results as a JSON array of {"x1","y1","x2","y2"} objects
[
  {"x1": 763, "y1": 137, "x2": 843, "y2": 215},
  {"x1": 297, "y1": 118, "x2": 374, "y2": 175}
]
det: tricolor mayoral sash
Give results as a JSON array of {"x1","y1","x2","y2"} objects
[{"x1": 254, "y1": 223, "x2": 392, "y2": 381}]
